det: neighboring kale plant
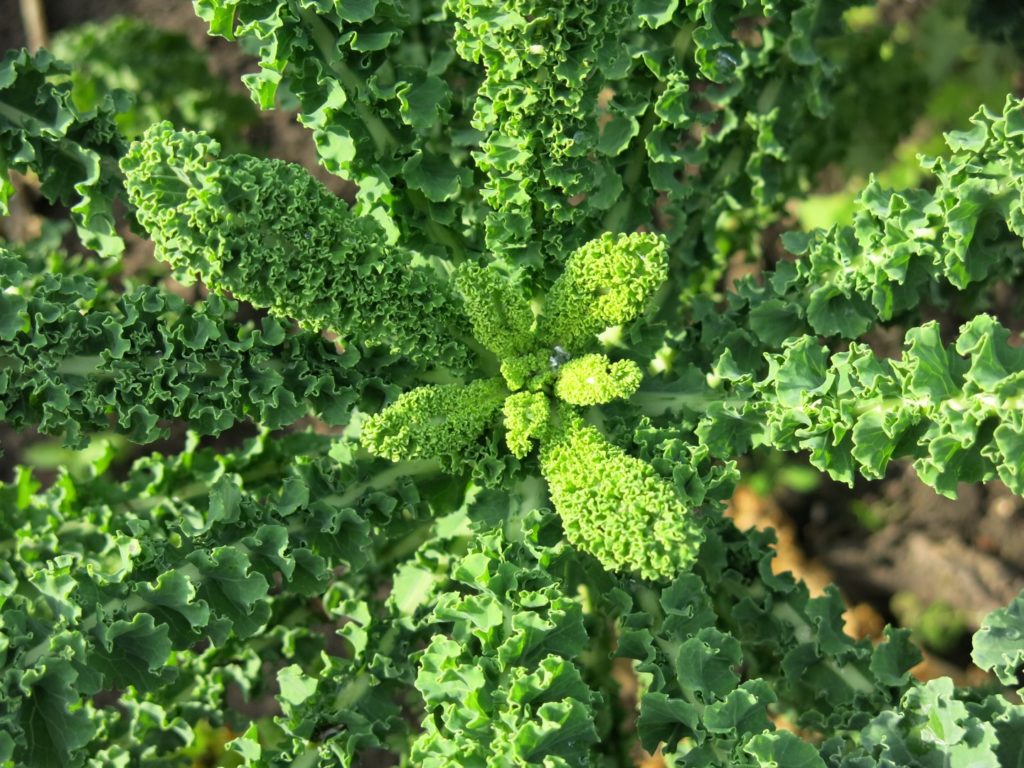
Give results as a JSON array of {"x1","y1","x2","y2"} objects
[
  {"x1": 1, "y1": 4, "x2": 1023, "y2": 768},
  {"x1": 50, "y1": 15, "x2": 257, "y2": 146}
]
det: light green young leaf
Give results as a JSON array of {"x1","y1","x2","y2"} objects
[{"x1": 972, "y1": 590, "x2": 1024, "y2": 689}]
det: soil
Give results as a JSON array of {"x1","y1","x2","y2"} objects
[
  {"x1": 3, "y1": 0, "x2": 1024, "y2": 682},
  {"x1": 783, "y1": 464, "x2": 1024, "y2": 604}
]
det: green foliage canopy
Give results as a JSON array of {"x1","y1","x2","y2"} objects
[{"x1": 1, "y1": 3, "x2": 1023, "y2": 767}]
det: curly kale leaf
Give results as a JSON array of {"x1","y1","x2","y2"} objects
[
  {"x1": 972, "y1": 589, "x2": 1024, "y2": 690},
  {"x1": 360, "y1": 378, "x2": 509, "y2": 472},
  {"x1": 541, "y1": 412, "x2": 704, "y2": 580},
  {"x1": 753, "y1": 315, "x2": 1024, "y2": 496},
  {"x1": 121, "y1": 123, "x2": 472, "y2": 367},
  {"x1": 0, "y1": 430, "x2": 445, "y2": 766},
  {"x1": 780, "y1": 96, "x2": 1024, "y2": 338},
  {"x1": 0, "y1": 241, "x2": 389, "y2": 447},
  {"x1": 411, "y1": 523, "x2": 600, "y2": 766},
  {"x1": 0, "y1": 48, "x2": 127, "y2": 256},
  {"x1": 540, "y1": 232, "x2": 668, "y2": 353}
]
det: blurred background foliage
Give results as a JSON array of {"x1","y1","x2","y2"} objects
[
  {"x1": 50, "y1": 16, "x2": 257, "y2": 148},
  {"x1": 794, "y1": 0, "x2": 1023, "y2": 230}
]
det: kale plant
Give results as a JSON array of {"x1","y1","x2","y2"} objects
[{"x1": 1, "y1": 3, "x2": 1023, "y2": 767}]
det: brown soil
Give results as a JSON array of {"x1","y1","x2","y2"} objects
[{"x1": 772, "y1": 460, "x2": 1024, "y2": 669}]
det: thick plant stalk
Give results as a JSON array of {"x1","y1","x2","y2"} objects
[{"x1": 18, "y1": 0, "x2": 48, "y2": 52}]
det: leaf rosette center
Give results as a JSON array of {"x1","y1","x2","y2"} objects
[{"x1": 360, "y1": 232, "x2": 704, "y2": 580}]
